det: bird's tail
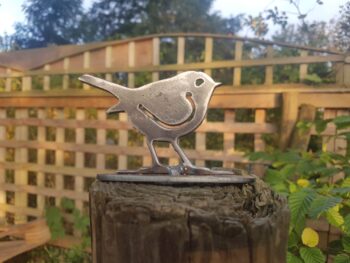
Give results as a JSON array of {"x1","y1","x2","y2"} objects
[
  {"x1": 79, "y1": 74, "x2": 128, "y2": 113},
  {"x1": 79, "y1": 74, "x2": 128, "y2": 96}
]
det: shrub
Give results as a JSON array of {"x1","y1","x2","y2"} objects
[{"x1": 249, "y1": 116, "x2": 350, "y2": 263}]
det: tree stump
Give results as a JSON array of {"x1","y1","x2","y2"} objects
[{"x1": 89, "y1": 177, "x2": 289, "y2": 263}]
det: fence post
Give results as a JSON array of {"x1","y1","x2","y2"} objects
[
  {"x1": 343, "y1": 55, "x2": 350, "y2": 85},
  {"x1": 299, "y1": 50, "x2": 308, "y2": 82},
  {"x1": 90, "y1": 178, "x2": 289, "y2": 263},
  {"x1": 265, "y1": 45, "x2": 273, "y2": 85},
  {"x1": 279, "y1": 92, "x2": 299, "y2": 150},
  {"x1": 233, "y1": 41, "x2": 242, "y2": 86},
  {"x1": 0, "y1": 109, "x2": 5, "y2": 219}
]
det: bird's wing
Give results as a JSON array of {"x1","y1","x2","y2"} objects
[{"x1": 139, "y1": 83, "x2": 194, "y2": 126}]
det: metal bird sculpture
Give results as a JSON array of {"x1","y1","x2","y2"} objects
[{"x1": 79, "y1": 71, "x2": 254, "y2": 183}]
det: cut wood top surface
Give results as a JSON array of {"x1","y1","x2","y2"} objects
[{"x1": 90, "y1": 176, "x2": 286, "y2": 220}]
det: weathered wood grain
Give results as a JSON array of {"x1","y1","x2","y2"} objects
[
  {"x1": 90, "y1": 177, "x2": 289, "y2": 263},
  {"x1": 289, "y1": 104, "x2": 316, "y2": 151}
]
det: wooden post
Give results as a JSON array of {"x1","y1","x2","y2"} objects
[
  {"x1": 299, "y1": 50, "x2": 308, "y2": 82},
  {"x1": 5, "y1": 68, "x2": 12, "y2": 92},
  {"x1": 75, "y1": 109, "x2": 85, "y2": 211},
  {"x1": 152, "y1": 37, "x2": 160, "y2": 81},
  {"x1": 253, "y1": 109, "x2": 267, "y2": 176},
  {"x1": 194, "y1": 37, "x2": 213, "y2": 167},
  {"x1": 265, "y1": 45, "x2": 273, "y2": 85},
  {"x1": 344, "y1": 55, "x2": 350, "y2": 86},
  {"x1": 63, "y1": 58, "x2": 70, "y2": 90},
  {"x1": 83, "y1": 51, "x2": 91, "y2": 90},
  {"x1": 22, "y1": 76, "x2": 32, "y2": 91},
  {"x1": 105, "y1": 46, "x2": 112, "y2": 81},
  {"x1": 96, "y1": 110, "x2": 106, "y2": 170},
  {"x1": 55, "y1": 109, "x2": 65, "y2": 206},
  {"x1": 233, "y1": 41, "x2": 243, "y2": 86},
  {"x1": 43, "y1": 64, "x2": 51, "y2": 90},
  {"x1": 14, "y1": 109, "x2": 28, "y2": 223},
  {"x1": 90, "y1": 178, "x2": 289, "y2": 263},
  {"x1": 37, "y1": 109, "x2": 45, "y2": 210},
  {"x1": 289, "y1": 104, "x2": 316, "y2": 151},
  {"x1": 279, "y1": 92, "x2": 299, "y2": 150},
  {"x1": 223, "y1": 110, "x2": 235, "y2": 168},
  {"x1": 0, "y1": 109, "x2": 5, "y2": 219},
  {"x1": 177, "y1": 37, "x2": 185, "y2": 68},
  {"x1": 128, "y1": 41, "x2": 135, "y2": 88}
]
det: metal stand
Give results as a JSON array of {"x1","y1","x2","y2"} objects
[{"x1": 97, "y1": 166, "x2": 255, "y2": 185}]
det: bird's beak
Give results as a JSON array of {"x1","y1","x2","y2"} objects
[{"x1": 214, "y1": 82, "x2": 222, "y2": 88}]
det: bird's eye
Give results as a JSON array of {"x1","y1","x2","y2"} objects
[{"x1": 195, "y1": 78, "x2": 204, "y2": 87}]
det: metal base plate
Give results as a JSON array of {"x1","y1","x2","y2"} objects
[{"x1": 97, "y1": 174, "x2": 255, "y2": 185}]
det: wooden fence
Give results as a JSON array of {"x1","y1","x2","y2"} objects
[{"x1": 0, "y1": 33, "x2": 349, "y2": 244}]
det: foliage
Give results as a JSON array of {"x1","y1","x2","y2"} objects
[
  {"x1": 8, "y1": 0, "x2": 243, "y2": 48},
  {"x1": 334, "y1": 1, "x2": 350, "y2": 51},
  {"x1": 85, "y1": 0, "x2": 243, "y2": 41},
  {"x1": 244, "y1": 0, "x2": 324, "y2": 38},
  {"x1": 272, "y1": 22, "x2": 333, "y2": 49},
  {"x1": 12, "y1": 0, "x2": 85, "y2": 48},
  {"x1": 42, "y1": 198, "x2": 91, "y2": 262},
  {"x1": 248, "y1": 116, "x2": 350, "y2": 263},
  {"x1": 0, "y1": 33, "x2": 16, "y2": 51}
]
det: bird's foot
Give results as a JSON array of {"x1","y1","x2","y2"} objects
[
  {"x1": 176, "y1": 165, "x2": 233, "y2": 175},
  {"x1": 137, "y1": 165, "x2": 173, "y2": 175}
]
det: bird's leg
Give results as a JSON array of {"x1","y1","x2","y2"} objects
[
  {"x1": 147, "y1": 139, "x2": 162, "y2": 167},
  {"x1": 171, "y1": 139, "x2": 194, "y2": 167},
  {"x1": 172, "y1": 139, "x2": 215, "y2": 175},
  {"x1": 139, "y1": 139, "x2": 174, "y2": 175}
]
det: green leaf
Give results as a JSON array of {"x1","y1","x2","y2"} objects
[
  {"x1": 287, "y1": 252, "x2": 303, "y2": 263},
  {"x1": 342, "y1": 236, "x2": 350, "y2": 253},
  {"x1": 342, "y1": 178, "x2": 350, "y2": 187},
  {"x1": 328, "y1": 239, "x2": 344, "y2": 255},
  {"x1": 334, "y1": 254, "x2": 350, "y2": 263},
  {"x1": 296, "y1": 160, "x2": 313, "y2": 175},
  {"x1": 316, "y1": 167, "x2": 340, "y2": 178},
  {"x1": 331, "y1": 187, "x2": 350, "y2": 195},
  {"x1": 344, "y1": 167, "x2": 350, "y2": 177},
  {"x1": 309, "y1": 195, "x2": 342, "y2": 219},
  {"x1": 248, "y1": 151, "x2": 274, "y2": 161},
  {"x1": 333, "y1": 116, "x2": 350, "y2": 130},
  {"x1": 61, "y1": 198, "x2": 75, "y2": 211},
  {"x1": 277, "y1": 151, "x2": 300, "y2": 164},
  {"x1": 315, "y1": 119, "x2": 331, "y2": 134},
  {"x1": 289, "y1": 188, "x2": 316, "y2": 225},
  {"x1": 45, "y1": 206, "x2": 65, "y2": 240},
  {"x1": 265, "y1": 169, "x2": 289, "y2": 193},
  {"x1": 303, "y1": 74, "x2": 322, "y2": 85},
  {"x1": 297, "y1": 120, "x2": 312, "y2": 134},
  {"x1": 288, "y1": 231, "x2": 300, "y2": 248},
  {"x1": 344, "y1": 215, "x2": 350, "y2": 235},
  {"x1": 280, "y1": 164, "x2": 296, "y2": 178},
  {"x1": 299, "y1": 247, "x2": 325, "y2": 263}
]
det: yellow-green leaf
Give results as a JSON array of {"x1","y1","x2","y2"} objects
[
  {"x1": 297, "y1": 179, "x2": 310, "y2": 188},
  {"x1": 326, "y1": 205, "x2": 344, "y2": 228},
  {"x1": 302, "y1": 227, "x2": 319, "y2": 247},
  {"x1": 289, "y1": 183, "x2": 297, "y2": 193}
]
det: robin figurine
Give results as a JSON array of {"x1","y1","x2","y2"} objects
[{"x1": 79, "y1": 71, "x2": 222, "y2": 175}]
